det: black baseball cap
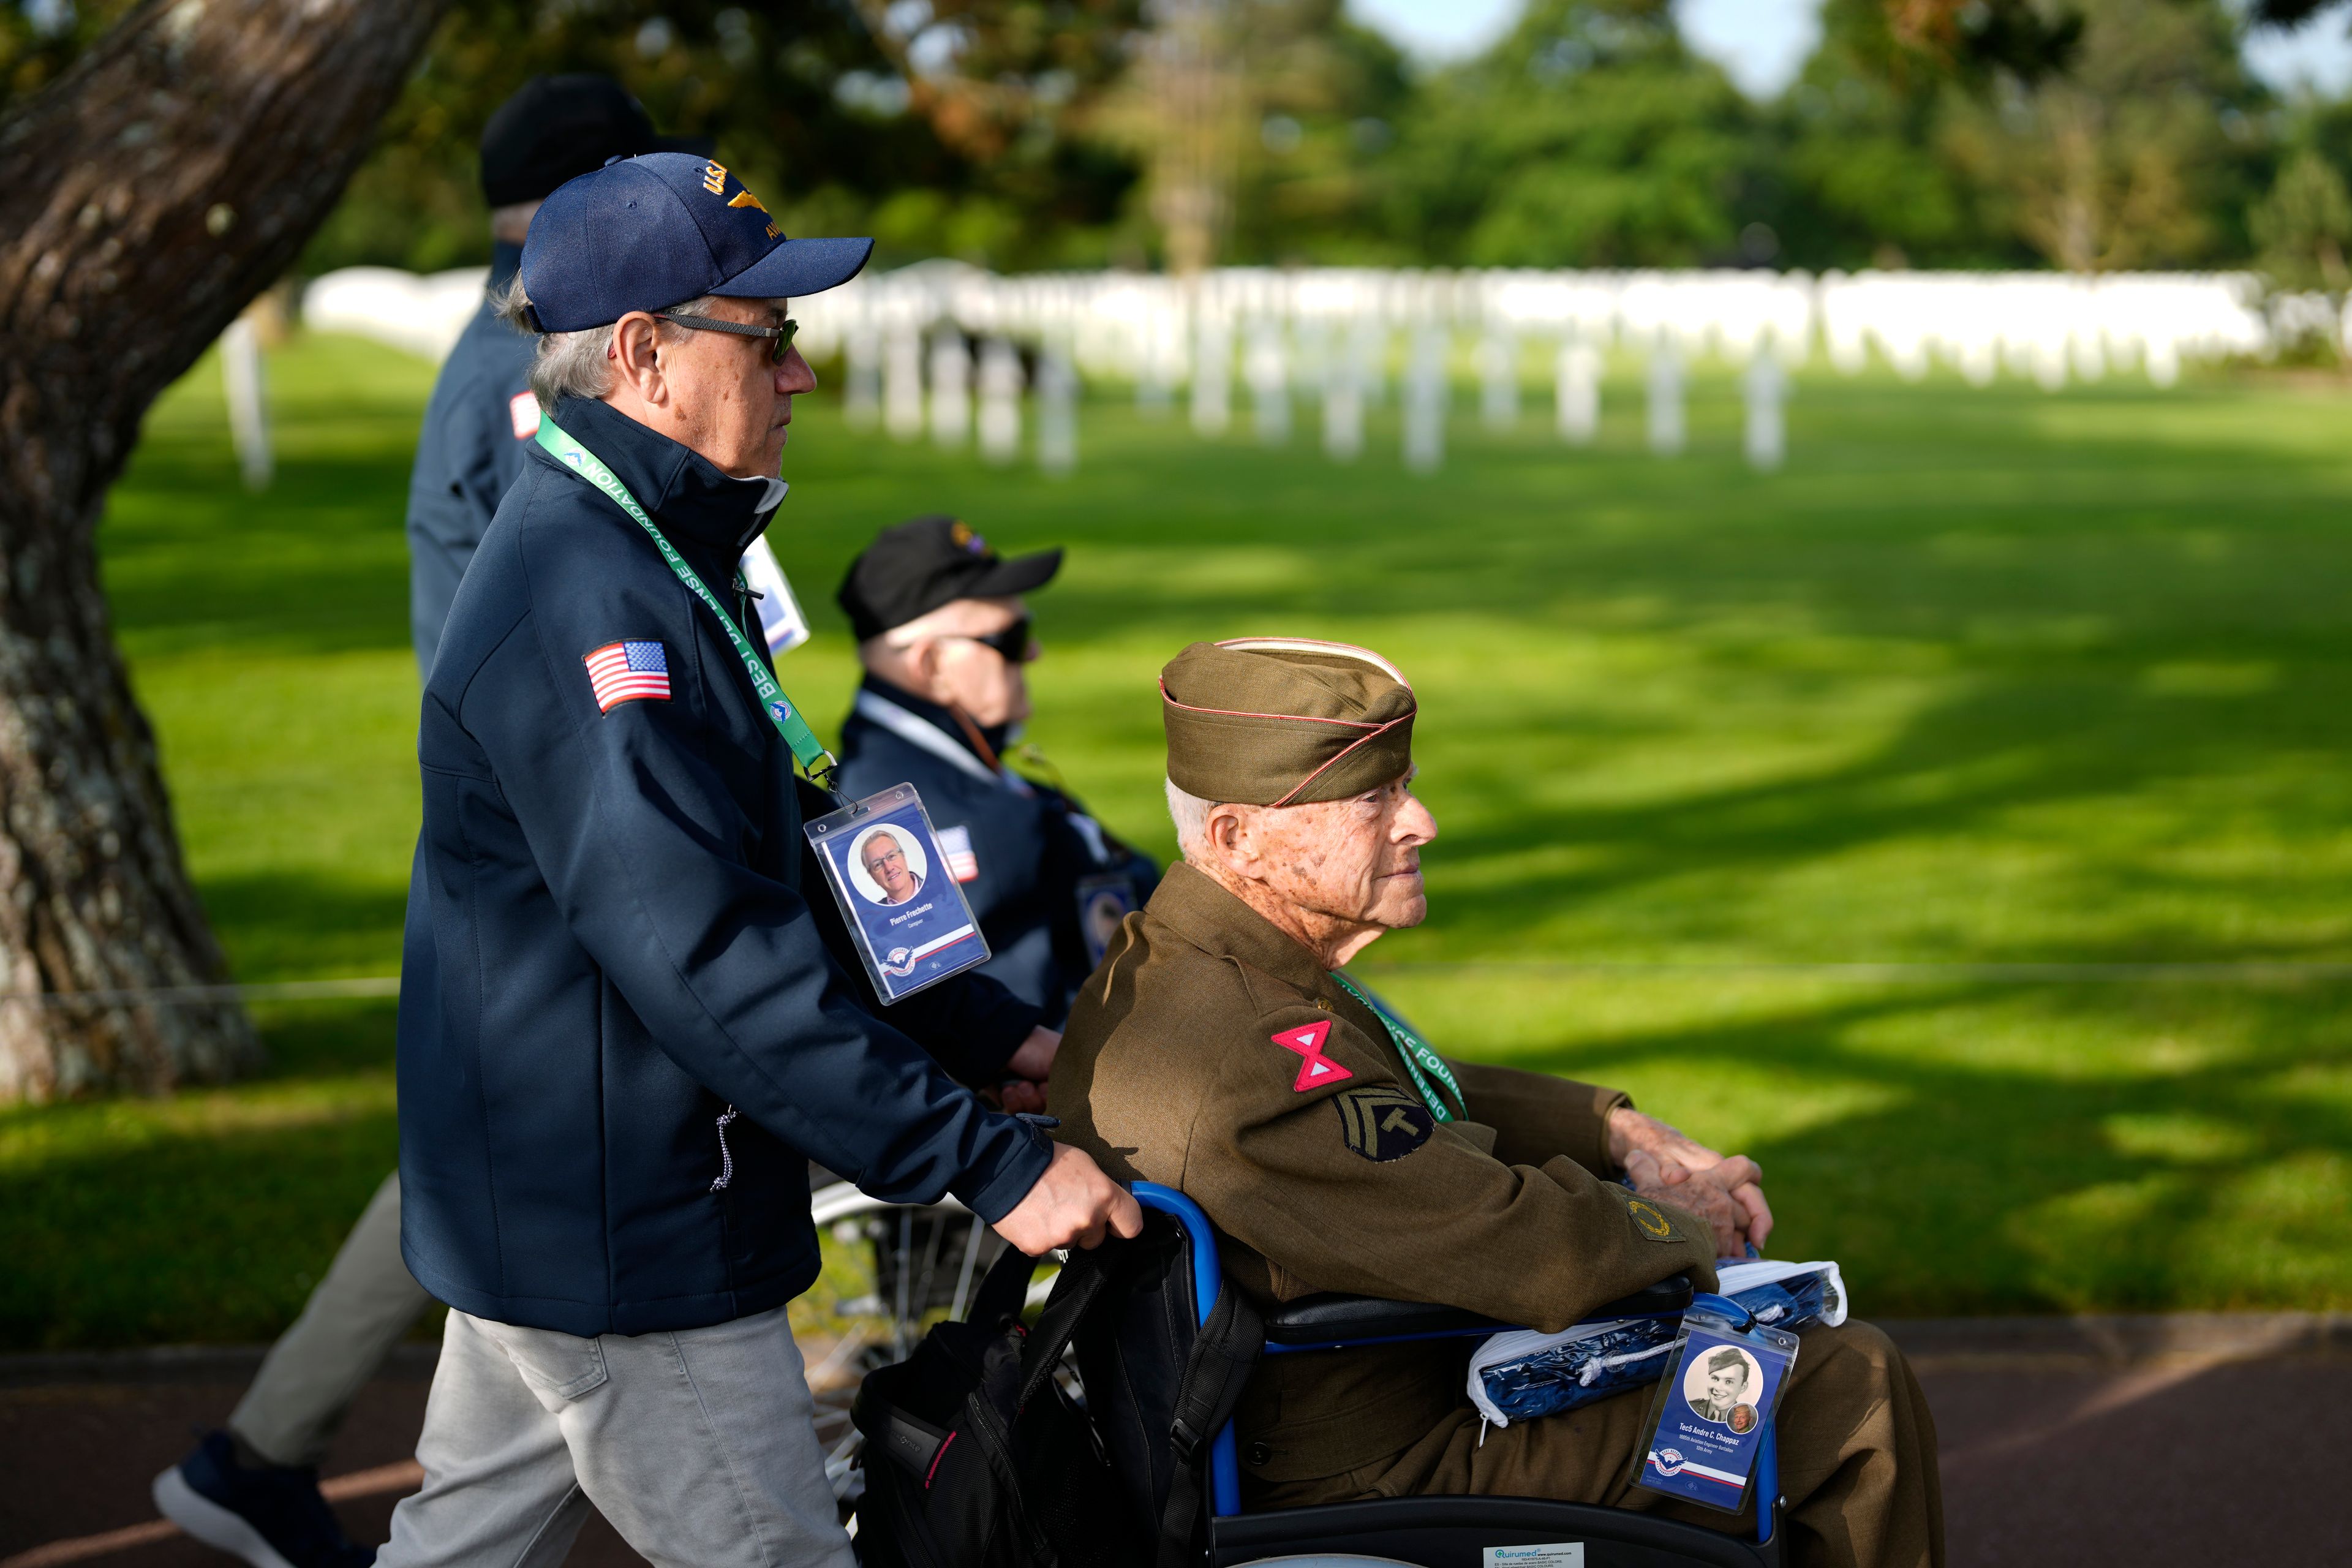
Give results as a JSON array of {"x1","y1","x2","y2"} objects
[
  {"x1": 837, "y1": 517, "x2": 1064, "y2": 642},
  {"x1": 479, "y1": 74, "x2": 709, "y2": 208},
  {"x1": 519, "y1": 152, "x2": 873, "y2": 332}
]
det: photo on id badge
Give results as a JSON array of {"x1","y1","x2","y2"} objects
[
  {"x1": 1683, "y1": 1346, "x2": 1763, "y2": 1434},
  {"x1": 807, "y1": 784, "x2": 990, "y2": 1002}
]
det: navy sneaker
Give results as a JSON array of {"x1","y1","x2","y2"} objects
[{"x1": 152, "y1": 1430, "x2": 376, "y2": 1568}]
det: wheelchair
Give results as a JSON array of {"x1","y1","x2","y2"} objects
[{"x1": 1072, "y1": 1182, "x2": 1786, "y2": 1568}]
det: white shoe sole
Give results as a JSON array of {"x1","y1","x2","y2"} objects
[{"x1": 153, "y1": 1464, "x2": 302, "y2": 1568}]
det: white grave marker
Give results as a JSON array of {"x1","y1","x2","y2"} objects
[
  {"x1": 977, "y1": 338, "x2": 1023, "y2": 465},
  {"x1": 1647, "y1": 337, "x2": 1684, "y2": 457}
]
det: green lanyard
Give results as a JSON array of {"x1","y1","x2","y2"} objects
[
  {"x1": 1330, "y1": 971, "x2": 1463, "y2": 1123},
  {"x1": 537, "y1": 420, "x2": 836, "y2": 786}
]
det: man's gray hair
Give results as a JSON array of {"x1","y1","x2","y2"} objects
[
  {"x1": 1165, "y1": 778, "x2": 1215, "y2": 864},
  {"x1": 494, "y1": 277, "x2": 723, "y2": 410}
]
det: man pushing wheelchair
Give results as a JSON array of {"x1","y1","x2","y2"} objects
[{"x1": 1049, "y1": 636, "x2": 1943, "y2": 1568}]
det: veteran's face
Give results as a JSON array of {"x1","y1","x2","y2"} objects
[
  {"x1": 1707, "y1": 1365, "x2": 1746, "y2": 1406},
  {"x1": 624, "y1": 296, "x2": 816, "y2": 478},
  {"x1": 862, "y1": 834, "x2": 918, "y2": 903},
  {"x1": 1256, "y1": 771, "x2": 1436, "y2": 934},
  {"x1": 926, "y1": 597, "x2": 1035, "y2": 729}
]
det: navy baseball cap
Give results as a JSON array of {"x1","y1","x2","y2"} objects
[{"x1": 519, "y1": 152, "x2": 873, "y2": 333}]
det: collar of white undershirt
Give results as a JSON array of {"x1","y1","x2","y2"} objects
[{"x1": 852, "y1": 688, "x2": 1033, "y2": 796}]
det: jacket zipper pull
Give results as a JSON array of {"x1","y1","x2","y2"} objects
[{"x1": 709, "y1": 1105, "x2": 740, "y2": 1192}]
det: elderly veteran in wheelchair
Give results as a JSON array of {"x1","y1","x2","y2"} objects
[{"x1": 1049, "y1": 637, "x2": 1943, "y2": 1568}]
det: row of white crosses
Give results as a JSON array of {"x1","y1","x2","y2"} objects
[
  {"x1": 295, "y1": 260, "x2": 2280, "y2": 477},
  {"x1": 789, "y1": 262, "x2": 2275, "y2": 475}
]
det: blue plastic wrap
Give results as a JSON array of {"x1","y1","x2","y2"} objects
[{"x1": 1469, "y1": 1262, "x2": 1845, "y2": 1427}]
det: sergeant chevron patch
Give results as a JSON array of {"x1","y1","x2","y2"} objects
[{"x1": 1333, "y1": 1085, "x2": 1433, "y2": 1162}]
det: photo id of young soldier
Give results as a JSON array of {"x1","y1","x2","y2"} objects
[
  {"x1": 1634, "y1": 1305, "x2": 1800, "y2": 1515},
  {"x1": 805, "y1": 783, "x2": 992, "y2": 1003}
]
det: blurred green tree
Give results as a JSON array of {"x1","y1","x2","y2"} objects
[
  {"x1": 2251, "y1": 146, "x2": 2352, "y2": 289},
  {"x1": 1093, "y1": 0, "x2": 1411, "y2": 271},
  {"x1": 1938, "y1": 0, "x2": 2265, "y2": 271},
  {"x1": 1379, "y1": 0, "x2": 1763, "y2": 268},
  {"x1": 294, "y1": 0, "x2": 1144, "y2": 277},
  {"x1": 1773, "y1": 0, "x2": 2029, "y2": 268}
]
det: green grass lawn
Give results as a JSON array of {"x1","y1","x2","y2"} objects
[{"x1": 5, "y1": 329, "x2": 2351, "y2": 1348}]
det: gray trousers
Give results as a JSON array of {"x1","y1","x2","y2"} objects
[
  {"x1": 231, "y1": 1170, "x2": 432, "y2": 1468},
  {"x1": 376, "y1": 1305, "x2": 855, "y2": 1568}
]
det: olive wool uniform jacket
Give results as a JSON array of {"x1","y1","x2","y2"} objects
[
  {"x1": 1049, "y1": 863, "x2": 1719, "y2": 1488},
  {"x1": 398, "y1": 396, "x2": 1050, "y2": 1340}
]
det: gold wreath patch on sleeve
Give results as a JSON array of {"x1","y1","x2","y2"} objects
[
  {"x1": 1623, "y1": 1195, "x2": 1685, "y2": 1242},
  {"x1": 1333, "y1": 1085, "x2": 1435, "y2": 1163}
]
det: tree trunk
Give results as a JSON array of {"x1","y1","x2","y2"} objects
[{"x1": 0, "y1": 0, "x2": 447, "y2": 1101}]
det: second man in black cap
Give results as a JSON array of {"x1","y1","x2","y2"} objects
[{"x1": 836, "y1": 516, "x2": 1159, "y2": 1027}]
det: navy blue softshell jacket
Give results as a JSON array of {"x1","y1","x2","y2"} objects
[
  {"x1": 404, "y1": 243, "x2": 533, "y2": 679},
  {"x1": 393, "y1": 253, "x2": 1036, "y2": 1080},
  {"x1": 837, "y1": 679, "x2": 1158, "y2": 1023},
  {"x1": 397, "y1": 396, "x2": 1051, "y2": 1338}
]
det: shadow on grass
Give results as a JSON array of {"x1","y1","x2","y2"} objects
[
  {"x1": 1419, "y1": 654, "x2": 2352, "y2": 960},
  {"x1": 195, "y1": 871, "x2": 412, "y2": 986},
  {"x1": 1497, "y1": 975, "x2": 2352, "y2": 1314},
  {"x1": 0, "y1": 1003, "x2": 404, "y2": 1351}
]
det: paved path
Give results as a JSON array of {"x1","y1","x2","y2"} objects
[{"x1": 2, "y1": 1319, "x2": 2343, "y2": 1567}]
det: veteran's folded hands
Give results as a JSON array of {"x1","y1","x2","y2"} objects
[{"x1": 1610, "y1": 1108, "x2": 1775, "y2": 1257}]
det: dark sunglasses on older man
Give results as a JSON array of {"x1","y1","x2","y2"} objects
[
  {"x1": 659, "y1": 310, "x2": 800, "y2": 364},
  {"x1": 951, "y1": 618, "x2": 1036, "y2": 664}
]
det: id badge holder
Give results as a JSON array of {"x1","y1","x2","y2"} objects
[
  {"x1": 805, "y1": 783, "x2": 992, "y2": 1003},
  {"x1": 1632, "y1": 1295, "x2": 1800, "y2": 1515},
  {"x1": 1074, "y1": 873, "x2": 1139, "y2": 968}
]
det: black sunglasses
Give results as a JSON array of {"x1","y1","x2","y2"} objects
[
  {"x1": 659, "y1": 311, "x2": 801, "y2": 364},
  {"x1": 951, "y1": 618, "x2": 1036, "y2": 663}
]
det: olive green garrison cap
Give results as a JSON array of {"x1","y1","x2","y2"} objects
[{"x1": 1159, "y1": 638, "x2": 1416, "y2": 807}]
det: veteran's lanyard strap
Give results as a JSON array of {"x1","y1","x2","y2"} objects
[
  {"x1": 536, "y1": 421, "x2": 835, "y2": 784},
  {"x1": 1330, "y1": 971, "x2": 1464, "y2": 1122}
]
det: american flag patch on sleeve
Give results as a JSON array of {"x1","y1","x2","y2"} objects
[
  {"x1": 937, "y1": 824, "x2": 979, "y2": 883},
  {"x1": 584, "y1": 640, "x2": 671, "y2": 711}
]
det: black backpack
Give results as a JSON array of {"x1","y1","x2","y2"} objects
[{"x1": 853, "y1": 1227, "x2": 1264, "y2": 1568}]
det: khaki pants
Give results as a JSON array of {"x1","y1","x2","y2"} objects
[
  {"x1": 230, "y1": 1171, "x2": 433, "y2": 1468},
  {"x1": 377, "y1": 1305, "x2": 854, "y2": 1568},
  {"x1": 1247, "y1": 1319, "x2": 1943, "y2": 1568}
]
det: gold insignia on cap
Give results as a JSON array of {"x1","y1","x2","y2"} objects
[
  {"x1": 949, "y1": 520, "x2": 974, "y2": 548},
  {"x1": 728, "y1": 188, "x2": 767, "y2": 213},
  {"x1": 702, "y1": 162, "x2": 728, "y2": 197}
]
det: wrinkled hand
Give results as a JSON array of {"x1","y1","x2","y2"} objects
[
  {"x1": 1609, "y1": 1107, "x2": 1773, "y2": 1258},
  {"x1": 985, "y1": 1027, "x2": 1060, "y2": 1115},
  {"x1": 992, "y1": 1142, "x2": 1143, "y2": 1256}
]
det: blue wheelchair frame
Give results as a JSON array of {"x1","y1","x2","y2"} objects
[{"x1": 1131, "y1": 1180, "x2": 1782, "y2": 1556}]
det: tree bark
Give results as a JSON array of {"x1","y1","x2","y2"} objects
[{"x1": 0, "y1": 0, "x2": 447, "y2": 1101}]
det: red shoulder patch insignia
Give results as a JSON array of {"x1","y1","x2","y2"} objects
[{"x1": 1272, "y1": 1020, "x2": 1353, "y2": 1093}]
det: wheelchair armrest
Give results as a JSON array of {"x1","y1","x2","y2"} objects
[
  {"x1": 1596, "y1": 1276, "x2": 1696, "y2": 1317},
  {"x1": 1260, "y1": 1275, "x2": 1695, "y2": 1348},
  {"x1": 1262, "y1": 1294, "x2": 1504, "y2": 1346}
]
